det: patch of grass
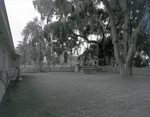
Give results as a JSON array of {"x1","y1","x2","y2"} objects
[{"x1": 0, "y1": 72, "x2": 150, "y2": 117}]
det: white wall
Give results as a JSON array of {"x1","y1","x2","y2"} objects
[
  {"x1": 0, "y1": 38, "x2": 12, "y2": 103},
  {"x1": 0, "y1": 40, "x2": 11, "y2": 70},
  {"x1": 11, "y1": 54, "x2": 20, "y2": 69}
]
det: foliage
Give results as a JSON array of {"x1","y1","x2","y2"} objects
[
  {"x1": 98, "y1": 0, "x2": 150, "y2": 77},
  {"x1": 32, "y1": 0, "x2": 150, "y2": 77},
  {"x1": 44, "y1": 21, "x2": 79, "y2": 54},
  {"x1": 16, "y1": 41, "x2": 26, "y2": 65},
  {"x1": 33, "y1": 0, "x2": 113, "y2": 66},
  {"x1": 134, "y1": 52, "x2": 149, "y2": 67},
  {"x1": 21, "y1": 18, "x2": 45, "y2": 72}
]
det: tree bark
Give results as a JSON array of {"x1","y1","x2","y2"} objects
[
  {"x1": 121, "y1": 0, "x2": 131, "y2": 62},
  {"x1": 39, "y1": 62, "x2": 42, "y2": 73},
  {"x1": 122, "y1": 63, "x2": 132, "y2": 78},
  {"x1": 98, "y1": 42, "x2": 102, "y2": 65},
  {"x1": 120, "y1": 0, "x2": 133, "y2": 77},
  {"x1": 121, "y1": 43, "x2": 134, "y2": 77},
  {"x1": 102, "y1": 0, "x2": 150, "y2": 78},
  {"x1": 103, "y1": 1, "x2": 120, "y2": 64},
  {"x1": 122, "y1": 0, "x2": 150, "y2": 77}
]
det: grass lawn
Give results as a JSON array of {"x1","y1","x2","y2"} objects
[{"x1": 0, "y1": 72, "x2": 150, "y2": 117}]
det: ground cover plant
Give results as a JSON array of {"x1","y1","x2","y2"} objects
[{"x1": 0, "y1": 72, "x2": 150, "y2": 117}]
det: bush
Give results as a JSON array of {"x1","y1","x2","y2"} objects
[{"x1": 134, "y1": 54, "x2": 147, "y2": 67}]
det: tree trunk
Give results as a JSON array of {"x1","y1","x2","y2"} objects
[
  {"x1": 102, "y1": 0, "x2": 149, "y2": 78},
  {"x1": 122, "y1": 0, "x2": 131, "y2": 62},
  {"x1": 52, "y1": 64, "x2": 55, "y2": 75},
  {"x1": 123, "y1": 64, "x2": 132, "y2": 78},
  {"x1": 119, "y1": 61, "x2": 133, "y2": 78},
  {"x1": 98, "y1": 42, "x2": 102, "y2": 65},
  {"x1": 103, "y1": 1, "x2": 120, "y2": 63},
  {"x1": 119, "y1": 62, "x2": 133, "y2": 78},
  {"x1": 39, "y1": 61, "x2": 42, "y2": 73},
  {"x1": 98, "y1": 36, "x2": 105, "y2": 66},
  {"x1": 120, "y1": 0, "x2": 133, "y2": 77},
  {"x1": 108, "y1": 52, "x2": 111, "y2": 65},
  {"x1": 47, "y1": 63, "x2": 51, "y2": 72},
  {"x1": 103, "y1": 0, "x2": 133, "y2": 77},
  {"x1": 121, "y1": 41, "x2": 135, "y2": 77}
]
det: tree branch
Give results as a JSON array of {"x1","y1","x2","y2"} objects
[
  {"x1": 95, "y1": 18, "x2": 111, "y2": 33},
  {"x1": 102, "y1": 0, "x2": 121, "y2": 64}
]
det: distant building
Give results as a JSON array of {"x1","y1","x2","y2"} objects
[{"x1": 0, "y1": 0, "x2": 20, "y2": 102}]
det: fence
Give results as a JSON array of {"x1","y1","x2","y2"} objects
[
  {"x1": 20, "y1": 65, "x2": 150, "y2": 76},
  {"x1": 21, "y1": 65, "x2": 75, "y2": 73},
  {"x1": 101, "y1": 66, "x2": 150, "y2": 76}
]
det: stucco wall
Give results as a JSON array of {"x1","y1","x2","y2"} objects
[
  {"x1": 0, "y1": 39, "x2": 20, "y2": 103},
  {"x1": 0, "y1": 40, "x2": 11, "y2": 70},
  {"x1": 11, "y1": 54, "x2": 20, "y2": 69},
  {"x1": 0, "y1": 39, "x2": 11, "y2": 102}
]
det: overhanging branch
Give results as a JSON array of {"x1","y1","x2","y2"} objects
[{"x1": 95, "y1": 18, "x2": 111, "y2": 33}]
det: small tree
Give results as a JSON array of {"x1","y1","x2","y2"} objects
[{"x1": 21, "y1": 18, "x2": 45, "y2": 72}]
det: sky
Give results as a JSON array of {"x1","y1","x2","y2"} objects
[{"x1": 5, "y1": 0, "x2": 40, "y2": 47}]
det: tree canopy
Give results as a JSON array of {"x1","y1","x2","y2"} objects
[{"x1": 31, "y1": 0, "x2": 150, "y2": 77}]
